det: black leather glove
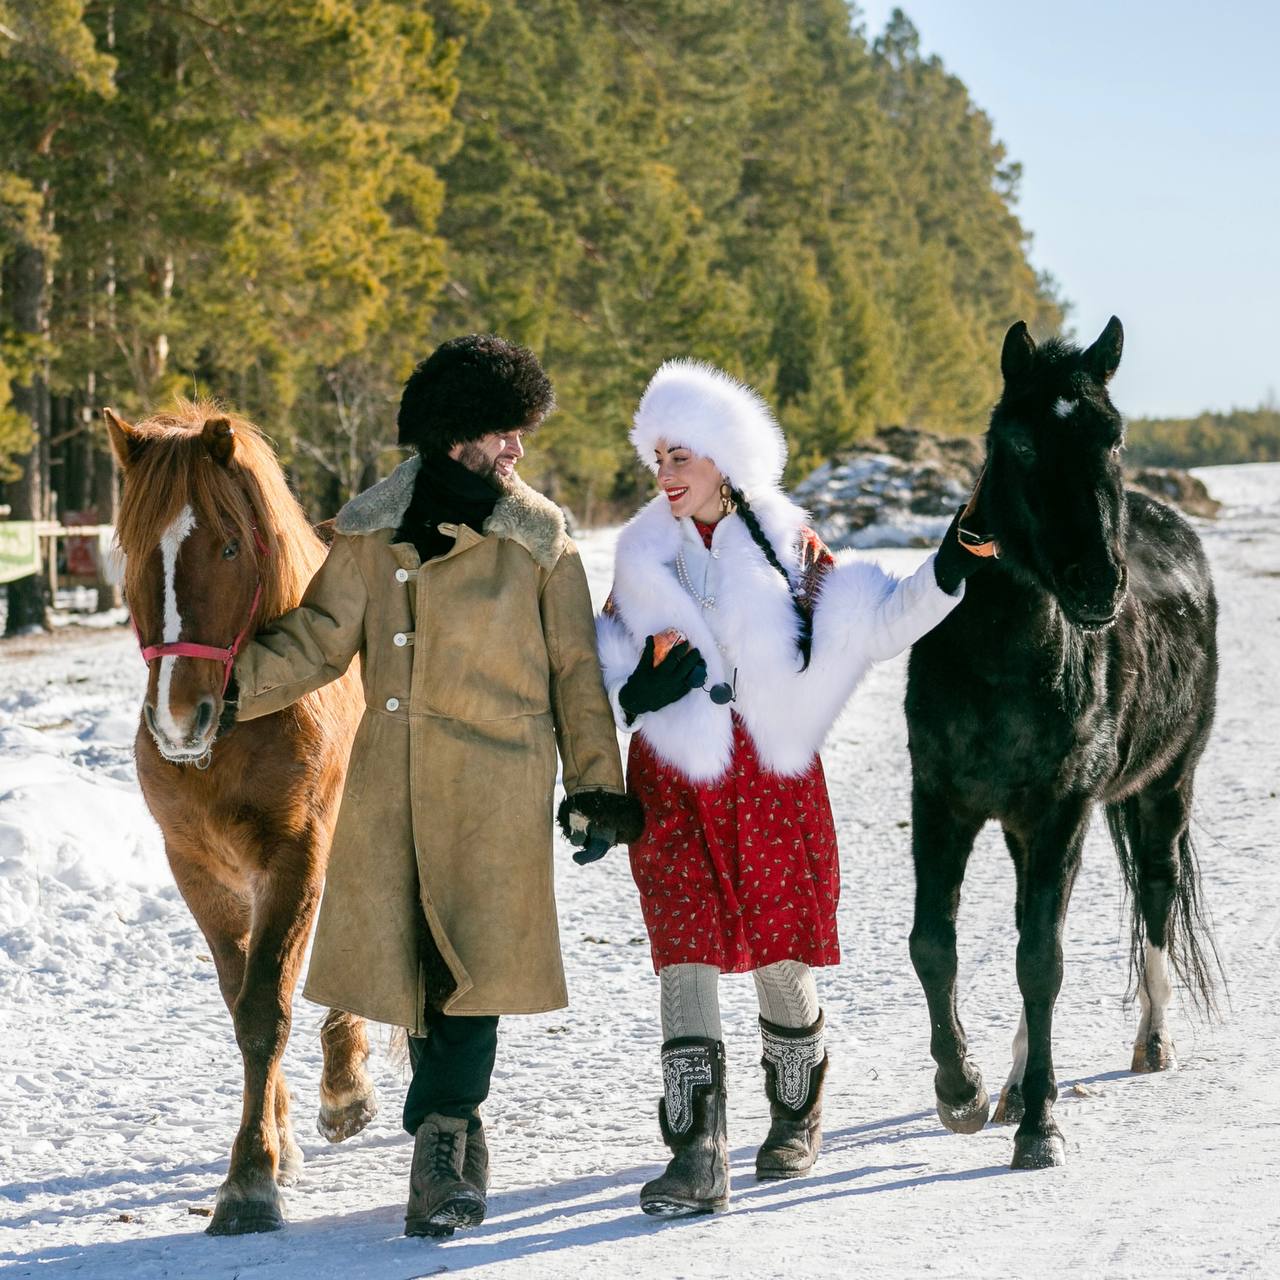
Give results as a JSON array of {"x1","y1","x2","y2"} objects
[
  {"x1": 618, "y1": 635, "x2": 707, "y2": 724},
  {"x1": 934, "y1": 505, "x2": 993, "y2": 595},
  {"x1": 557, "y1": 791, "x2": 646, "y2": 864}
]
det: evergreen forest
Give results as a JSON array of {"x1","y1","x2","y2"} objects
[{"x1": 4, "y1": 0, "x2": 1074, "y2": 630}]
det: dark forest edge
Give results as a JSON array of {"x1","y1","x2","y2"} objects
[{"x1": 1123, "y1": 406, "x2": 1280, "y2": 470}]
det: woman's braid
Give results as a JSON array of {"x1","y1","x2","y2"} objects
[{"x1": 729, "y1": 487, "x2": 813, "y2": 670}]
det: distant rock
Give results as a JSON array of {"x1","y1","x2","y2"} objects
[
  {"x1": 794, "y1": 428, "x2": 1218, "y2": 550},
  {"x1": 1126, "y1": 467, "x2": 1221, "y2": 518}
]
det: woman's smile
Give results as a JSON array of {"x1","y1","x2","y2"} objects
[{"x1": 664, "y1": 486, "x2": 690, "y2": 502}]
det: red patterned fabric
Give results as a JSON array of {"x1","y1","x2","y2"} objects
[{"x1": 626, "y1": 712, "x2": 841, "y2": 973}]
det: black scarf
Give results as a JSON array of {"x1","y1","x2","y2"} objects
[{"x1": 394, "y1": 453, "x2": 502, "y2": 562}]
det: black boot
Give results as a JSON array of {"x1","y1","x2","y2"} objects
[
  {"x1": 404, "y1": 1113, "x2": 487, "y2": 1238},
  {"x1": 639, "y1": 1038, "x2": 729, "y2": 1217},
  {"x1": 756, "y1": 1012, "x2": 827, "y2": 1180}
]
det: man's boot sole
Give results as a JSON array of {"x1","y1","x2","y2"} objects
[
  {"x1": 405, "y1": 1190, "x2": 486, "y2": 1237},
  {"x1": 640, "y1": 1194, "x2": 729, "y2": 1218}
]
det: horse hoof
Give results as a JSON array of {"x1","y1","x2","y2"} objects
[
  {"x1": 936, "y1": 1086, "x2": 990, "y2": 1134},
  {"x1": 1011, "y1": 1129, "x2": 1067, "y2": 1170},
  {"x1": 317, "y1": 1087, "x2": 379, "y2": 1143},
  {"x1": 993, "y1": 1084, "x2": 1025, "y2": 1125},
  {"x1": 277, "y1": 1139, "x2": 305, "y2": 1187},
  {"x1": 206, "y1": 1198, "x2": 286, "y2": 1236},
  {"x1": 1131, "y1": 1033, "x2": 1177, "y2": 1073}
]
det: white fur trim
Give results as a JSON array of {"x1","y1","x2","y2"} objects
[
  {"x1": 630, "y1": 359, "x2": 786, "y2": 497},
  {"x1": 599, "y1": 499, "x2": 965, "y2": 783}
]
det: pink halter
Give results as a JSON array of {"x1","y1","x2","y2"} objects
[{"x1": 133, "y1": 525, "x2": 269, "y2": 695}]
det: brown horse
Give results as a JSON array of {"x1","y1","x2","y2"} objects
[{"x1": 105, "y1": 400, "x2": 377, "y2": 1234}]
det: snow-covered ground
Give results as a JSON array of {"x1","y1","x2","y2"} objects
[{"x1": 2, "y1": 465, "x2": 1277, "y2": 1279}]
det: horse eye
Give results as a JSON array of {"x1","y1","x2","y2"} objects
[{"x1": 222, "y1": 539, "x2": 239, "y2": 560}]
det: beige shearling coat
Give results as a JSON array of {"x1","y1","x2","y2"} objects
[{"x1": 233, "y1": 457, "x2": 625, "y2": 1030}]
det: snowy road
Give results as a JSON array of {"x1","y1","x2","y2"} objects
[{"x1": 2, "y1": 466, "x2": 1277, "y2": 1278}]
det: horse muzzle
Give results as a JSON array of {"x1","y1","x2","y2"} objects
[{"x1": 143, "y1": 698, "x2": 219, "y2": 766}]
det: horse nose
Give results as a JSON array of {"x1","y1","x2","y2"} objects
[
  {"x1": 194, "y1": 697, "x2": 215, "y2": 738},
  {"x1": 143, "y1": 701, "x2": 159, "y2": 737},
  {"x1": 1063, "y1": 560, "x2": 1125, "y2": 616}
]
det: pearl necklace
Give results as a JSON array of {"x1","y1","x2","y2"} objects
[{"x1": 675, "y1": 549, "x2": 716, "y2": 609}]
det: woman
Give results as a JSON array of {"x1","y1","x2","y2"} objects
[{"x1": 596, "y1": 359, "x2": 984, "y2": 1216}]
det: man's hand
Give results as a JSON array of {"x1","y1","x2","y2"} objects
[
  {"x1": 618, "y1": 635, "x2": 707, "y2": 723},
  {"x1": 557, "y1": 791, "x2": 645, "y2": 866}
]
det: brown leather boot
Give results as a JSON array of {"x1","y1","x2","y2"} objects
[
  {"x1": 404, "y1": 1113, "x2": 486, "y2": 1238},
  {"x1": 639, "y1": 1038, "x2": 729, "y2": 1217},
  {"x1": 463, "y1": 1109, "x2": 489, "y2": 1196},
  {"x1": 755, "y1": 1012, "x2": 827, "y2": 1179}
]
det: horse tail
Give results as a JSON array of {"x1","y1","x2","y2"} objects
[{"x1": 1105, "y1": 797, "x2": 1223, "y2": 1020}]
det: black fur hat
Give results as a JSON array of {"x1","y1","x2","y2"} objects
[{"x1": 397, "y1": 334, "x2": 555, "y2": 453}]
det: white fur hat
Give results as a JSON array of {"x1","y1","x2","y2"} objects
[{"x1": 630, "y1": 359, "x2": 787, "y2": 496}]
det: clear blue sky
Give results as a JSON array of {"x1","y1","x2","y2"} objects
[{"x1": 855, "y1": 1, "x2": 1278, "y2": 419}]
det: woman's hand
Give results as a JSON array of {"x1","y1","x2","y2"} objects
[
  {"x1": 618, "y1": 635, "x2": 707, "y2": 723},
  {"x1": 933, "y1": 505, "x2": 993, "y2": 595}
]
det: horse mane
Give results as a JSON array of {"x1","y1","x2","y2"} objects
[{"x1": 115, "y1": 397, "x2": 325, "y2": 623}]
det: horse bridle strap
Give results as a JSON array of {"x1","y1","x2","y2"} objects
[
  {"x1": 133, "y1": 526, "x2": 269, "y2": 695},
  {"x1": 958, "y1": 466, "x2": 1000, "y2": 559}
]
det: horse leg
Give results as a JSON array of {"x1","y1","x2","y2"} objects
[
  {"x1": 1010, "y1": 801, "x2": 1088, "y2": 1170},
  {"x1": 994, "y1": 830, "x2": 1027, "y2": 1124},
  {"x1": 208, "y1": 850, "x2": 321, "y2": 1236},
  {"x1": 1127, "y1": 784, "x2": 1193, "y2": 1073},
  {"x1": 908, "y1": 792, "x2": 988, "y2": 1133},
  {"x1": 317, "y1": 1009, "x2": 379, "y2": 1142}
]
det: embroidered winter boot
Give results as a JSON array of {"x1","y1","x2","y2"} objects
[
  {"x1": 756, "y1": 1012, "x2": 828, "y2": 1179},
  {"x1": 639, "y1": 1037, "x2": 730, "y2": 1217},
  {"x1": 404, "y1": 1113, "x2": 487, "y2": 1238}
]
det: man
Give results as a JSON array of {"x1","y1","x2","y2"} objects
[{"x1": 232, "y1": 334, "x2": 641, "y2": 1236}]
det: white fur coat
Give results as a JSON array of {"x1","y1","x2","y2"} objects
[{"x1": 596, "y1": 490, "x2": 963, "y2": 783}]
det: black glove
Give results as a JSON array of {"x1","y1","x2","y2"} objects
[
  {"x1": 934, "y1": 505, "x2": 993, "y2": 595},
  {"x1": 618, "y1": 635, "x2": 707, "y2": 724},
  {"x1": 557, "y1": 791, "x2": 646, "y2": 865}
]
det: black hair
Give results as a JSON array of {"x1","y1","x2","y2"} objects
[
  {"x1": 728, "y1": 486, "x2": 813, "y2": 670},
  {"x1": 397, "y1": 333, "x2": 555, "y2": 454}
]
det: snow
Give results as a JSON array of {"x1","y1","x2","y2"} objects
[{"x1": 2, "y1": 464, "x2": 1279, "y2": 1278}]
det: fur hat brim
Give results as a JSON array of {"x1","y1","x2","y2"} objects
[{"x1": 630, "y1": 359, "x2": 787, "y2": 496}]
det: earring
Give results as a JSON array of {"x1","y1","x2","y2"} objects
[{"x1": 720, "y1": 482, "x2": 736, "y2": 515}]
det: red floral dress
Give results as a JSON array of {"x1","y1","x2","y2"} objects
[{"x1": 625, "y1": 520, "x2": 841, "y2": 974}]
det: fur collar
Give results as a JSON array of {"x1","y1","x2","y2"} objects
[{"x1": 335, "y1": 455, "x2": 568, "y2": 570}]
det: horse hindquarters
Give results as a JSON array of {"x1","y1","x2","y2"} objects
[{"x1": 907, "y1": 790, "x2": 990, "y2": 1132}]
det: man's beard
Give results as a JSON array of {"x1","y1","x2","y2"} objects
[{"x1": 455, "y1": 440, "x2": 510, "y2": 491}]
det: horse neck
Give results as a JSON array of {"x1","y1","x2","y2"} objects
[{"x1": 955, "y1": 563, "x2": 1089, "y2": 693}]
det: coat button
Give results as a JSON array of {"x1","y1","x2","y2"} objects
[
  {"x1": 394, "y1": 568, "x2": 409, "y2": 582},
  {"x1": 711, "y1": 549, "x2": 721, "y2": 559},
  {"x1": 393, "y1": 632, "x2": 408, "y2": 647},
  {"x1": 385, "y1": 697, "x2": 400, "y2": 711}
]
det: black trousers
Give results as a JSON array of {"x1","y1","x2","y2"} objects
[{"x1": 403, "y1": 1007, "x2": 499, "y2": 1134}]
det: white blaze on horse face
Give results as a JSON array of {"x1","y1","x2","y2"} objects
[
  {"x1": 1053, "y1": 397, "x2": 1078, "y2": 419},
  {"x1": 154, "y1": 504, "x2": 197, "y2": 746}
]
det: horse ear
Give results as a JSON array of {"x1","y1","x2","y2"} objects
[
  {"x1": 1083, "y1": 315, "x2": 1124, "y2": 384},
  {"x1": 1001, "y1": 321, "x2": 1036, "y2": 384},
  {"x1": 103, "y1": 407, "x2": 145, "y2": 468},
  {"x1": 202, "y1": 416, "x2": 236, "y2": 467}
]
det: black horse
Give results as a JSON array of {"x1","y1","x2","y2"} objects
[{"x1": 905, "y1": 316, "x2": 1219, "y2": 1169}]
